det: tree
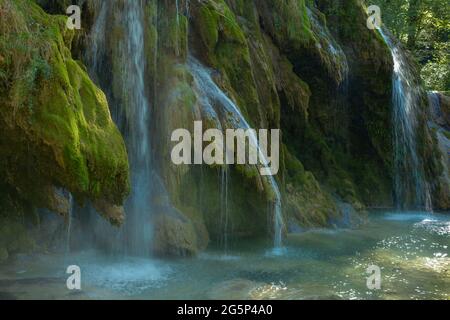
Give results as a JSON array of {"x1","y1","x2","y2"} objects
[{"x1": 367, "y1": 0, "x2": 450, "y2": 91}]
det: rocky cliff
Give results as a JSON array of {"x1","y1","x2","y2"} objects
[
  {"x1": 0, "y1": 0, "x2": 129, "y2": 261},
  {"x1": 0, "y1": 0, "x2": 447, "y2": 259}
]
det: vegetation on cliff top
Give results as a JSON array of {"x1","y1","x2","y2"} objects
[{"x1": 368, "y1": 0, "x2": 450, "y2": 91}]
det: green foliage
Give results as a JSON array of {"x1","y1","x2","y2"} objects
[
  {"x1": 368, "y1": 0, "x2": 450, "y2": 90},
  {"x1": 421, "y1": 42, "x2": 450, "y2": 91}
]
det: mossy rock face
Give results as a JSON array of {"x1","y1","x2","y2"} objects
[
  {"x1": 6, "y1": 0, "x2": 445, "y2": 258},
  {"x1": 277, "y1": 0, "x2": 395, "y2": 208},
  {"x1": 149, "y1": 0, "x2": 275, "y2": 247},
  {"x1": 0, "y1": 0, "x2": 129, "y2": 222},
  {"x1": 0, "y1": 206, "x2": 36, "y2": 262},
  {"x1": 438, "y1": 93, "x2": 450, "y2": 127},
  {"x1": 190, "y1": 0, "x2": 261, "y2": 124},
  {"x1": 255, "y1": 0, "x2": 314, "y2": 52},
  {"x1": 283, "y1": 145, "x2": 341, "y2": 228},
  {"x1": 152, "y1": 210, "x2": 202, "y2": 257},
  {"x1": 158, "y1": 0, "x2": 394, "y2": 240},
  {"x1": 317, "y1": 0, "x2": 394, "y2": 161}
]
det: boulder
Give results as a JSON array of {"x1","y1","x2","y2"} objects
[
  {"x1": 93, "y1": 200, "x2": 125, "y2": 227},
  {"x1": 152, "y1": 207, "x2": 204, "y2": 257}
]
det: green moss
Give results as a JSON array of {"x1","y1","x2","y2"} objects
[
  {"x1": 198, "y1": 5, "x2": 220, "y2": 51},
  {"x1": 159, "y1": 6, "x2": 189, "y2": 59},
  {"x1": 192, "y1": 0, "x2": 262, "y2": 123},
  {"x1": 283, "y1": 145, "x2": 341, "y2": 227},
  {"x1": 0, "y1": 0, "x2": 130, "y2": 215}
]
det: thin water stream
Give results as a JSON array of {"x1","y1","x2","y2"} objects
[
  {"x1": 378, "y1": 29, "x2": 432, "y2": 211},
  {"x1": 188, "y1": 57, "x2": 284, "y2": 249}
]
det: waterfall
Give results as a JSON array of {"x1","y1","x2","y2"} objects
[
  {"x1": 185, "y1": 0, "x2": 190, "y2": 19},
  {"x1": 153, "y1": 2, "x2": 159, "y2": 102},
  {"x1": 220, "y1": 167, "x2": 229, "y2": 253},
  {"x1": 378, "y1": 29, "x2": 432, "y2": 211},
  {"x1": 87, "y1": 0, "x2": 155, "y2": 256},
  {"x1": 85, "y1": 1, "x2": 283, "y2": 253},
  {"x1": 187, "y1": 56, "x2": 284, "y2": 248},
  {"x1": 66, "y1": 193, "x2": 74, "y2": 254},
  {"x1": 429, "y1": 92, "x2": 446, "y2": 126},
  {"x1": 87, "y1": 1, "x2": 107, "y2": 77},
  {"x1": 121, "y1": 0, "x2": 154, "y2": 255},
  {"x1": 190, "y1": 65, "x2": 231, "y2": 251},
  {"x1": 306, "y1": 8, "x2": 349, "y2": 83}
]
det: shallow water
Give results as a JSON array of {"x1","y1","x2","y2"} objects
[{"x1": 0, "y1": 211, "x2": 448, "y2": 300}]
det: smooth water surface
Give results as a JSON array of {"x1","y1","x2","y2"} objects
[{"x1": 0, "y1": 211, "x2": 448, "y2": 300}]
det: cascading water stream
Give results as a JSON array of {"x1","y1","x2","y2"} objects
[
  {"x1": 429, "y1": 92, "x2": 446, "y2": 125},
  {"x1": 66, "y1": 193, "x2": 74, "y2": 254},
  {"x1": 86, "y1": 0, "x2": 283, "y2": 254},
  {"x1": 188, "y1": 57, "x2": 284, "y2": 249},
  {"x1": 87, "y1": 0, "x2": 154, "y2": 256},
  {"x1": 122, "y1": 0, "x2": 153, "y2": 255},
  {"x1": 190, "y1": 68, "x2": 231, "y2": 251},
  {"x1": 88, "y1": 1, "x2": 107, "y2": 77},
  {"x1": 220, "y1": 167, "x2": 229, "y2": 253},
  {"x1": 306, "y1": 7, "x2": 349, "y2": 81},
  {"x1": 378, "y1": 29, "x2": 432, "y2": 211}
]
